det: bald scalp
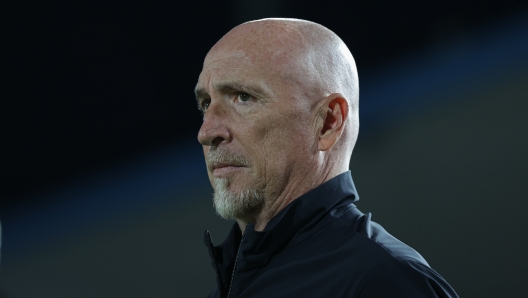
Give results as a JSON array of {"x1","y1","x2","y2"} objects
[
  {"x1": 210, "y1": 20, "x2": 358, "y2": 100},
  {"x1": 207, "y1": 18, "x2": 359, "y2": 159}
]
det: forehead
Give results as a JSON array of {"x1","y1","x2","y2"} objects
[
  {"x1": 199, "y1": 50, "x2": 254, "y2": 81},
  {"x1": 197, "y1": 48, "x2": 290, "y2": 97},
  {"x1": 196, "y1": 23, "x2": 308, "y2": 97}
]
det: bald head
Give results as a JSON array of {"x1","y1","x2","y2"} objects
[
  {"x1": 197, "y1": 18, "x2": 360, "y2": 229},
  {"x1": 206, "y1": 18, "x2": 359, "y2": 157}
]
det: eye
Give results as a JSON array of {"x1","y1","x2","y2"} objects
[
  {"x1": 237, "y1": 92, "x2": 251, "y2": 102},
  {"x1": 199, "y1": 99, "x2": 210, "y2": 112}
]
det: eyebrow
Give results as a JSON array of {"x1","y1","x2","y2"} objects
[
  {"x1": 194, "y1": 85, "x2": 208, "y2": 102},
  {"x1": 194, "y1": 81, "x2": 270, "y2": 104}
]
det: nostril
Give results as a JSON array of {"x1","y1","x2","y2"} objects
[{"x1": 211, "y1": 136, "x2": 224, "y2": 147}]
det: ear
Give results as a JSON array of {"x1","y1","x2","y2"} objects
[{"x1": 318, "y1": 93, "x2": 349, "y2": 151}]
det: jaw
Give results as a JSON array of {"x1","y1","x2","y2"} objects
[{"x1": 212, "y1": 174, "x2": 265, "y2": 224}]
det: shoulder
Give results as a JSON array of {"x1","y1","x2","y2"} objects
[
  {"x1": 357, "y1": 216, "x2": 429, "y2": 265},
  {"x1": 333, "y1": 210, "x2": 458, "y2": 297},
  {"x1": 357, "y1": 258, "x2": 458, "y2": 297}
]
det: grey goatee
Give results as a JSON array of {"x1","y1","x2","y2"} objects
[{"x1": 207, "y1": 148, "x2": 264, "y2": 220}]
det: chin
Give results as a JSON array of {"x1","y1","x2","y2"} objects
[{"x1": 212, "y1": 177, "x2": 264, "y2": 220}]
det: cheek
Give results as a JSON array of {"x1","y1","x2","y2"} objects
[{"x1": 253, "y1": 113, "x2": 315, "y2": 163}]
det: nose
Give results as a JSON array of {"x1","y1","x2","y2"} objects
[{"x1": 197, "y1": 101, "x2": 231, "y2": 147}]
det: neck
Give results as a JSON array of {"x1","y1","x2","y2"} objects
[{"x1": 236, "y1": 162, "x2": 348, "y2": 233}]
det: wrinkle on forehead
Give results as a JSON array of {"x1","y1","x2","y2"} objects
[{"x1": 204, "y1": 49, "x2": 252, "y2": 67}]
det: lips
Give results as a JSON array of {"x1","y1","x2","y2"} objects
[
  {"x1": 211, "y1": 163, "x2": 246, "y2": 176},
  {"x1": 213, "y1": 163, "x2": 241, "y2": 170}
]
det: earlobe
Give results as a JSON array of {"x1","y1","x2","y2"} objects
[{"x1": 318, "y1": 94, "x2": 348, "y2": 151}]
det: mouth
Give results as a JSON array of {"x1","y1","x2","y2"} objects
[{"x1": 211, "y1": 163, "x2": 246, "y2": 176}]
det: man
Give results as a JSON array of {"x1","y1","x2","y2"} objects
[{"x1": 196, "y1": 18, "x2": 458, "y2": 297}]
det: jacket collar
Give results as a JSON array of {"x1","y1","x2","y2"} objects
[{"x1": 207, "y1": 171, "x2": 359, "y2": 275}]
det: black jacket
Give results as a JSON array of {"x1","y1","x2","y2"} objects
[{"x1": 204, "y1": 172, "x2": 458, "y2": 297}]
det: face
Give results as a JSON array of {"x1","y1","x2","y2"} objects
[{"x1": 195, "y1": 35, "x2": 319, "y2": 221}]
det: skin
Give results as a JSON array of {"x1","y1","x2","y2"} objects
[{"x1": 196, "y1": 18, "x2": 359, "y2": 233}]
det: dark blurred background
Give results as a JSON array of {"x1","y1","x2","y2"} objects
[{"x1": 2, "y1": 0, "x2": 527, "y2": 297}]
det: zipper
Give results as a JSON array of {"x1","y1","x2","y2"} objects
[
  {"x1": 204, "y1": 230, "x2": 224, "y2": 298},
  {"x1": 226, "y1": 234, "x2": 244, "y2": 298}
]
